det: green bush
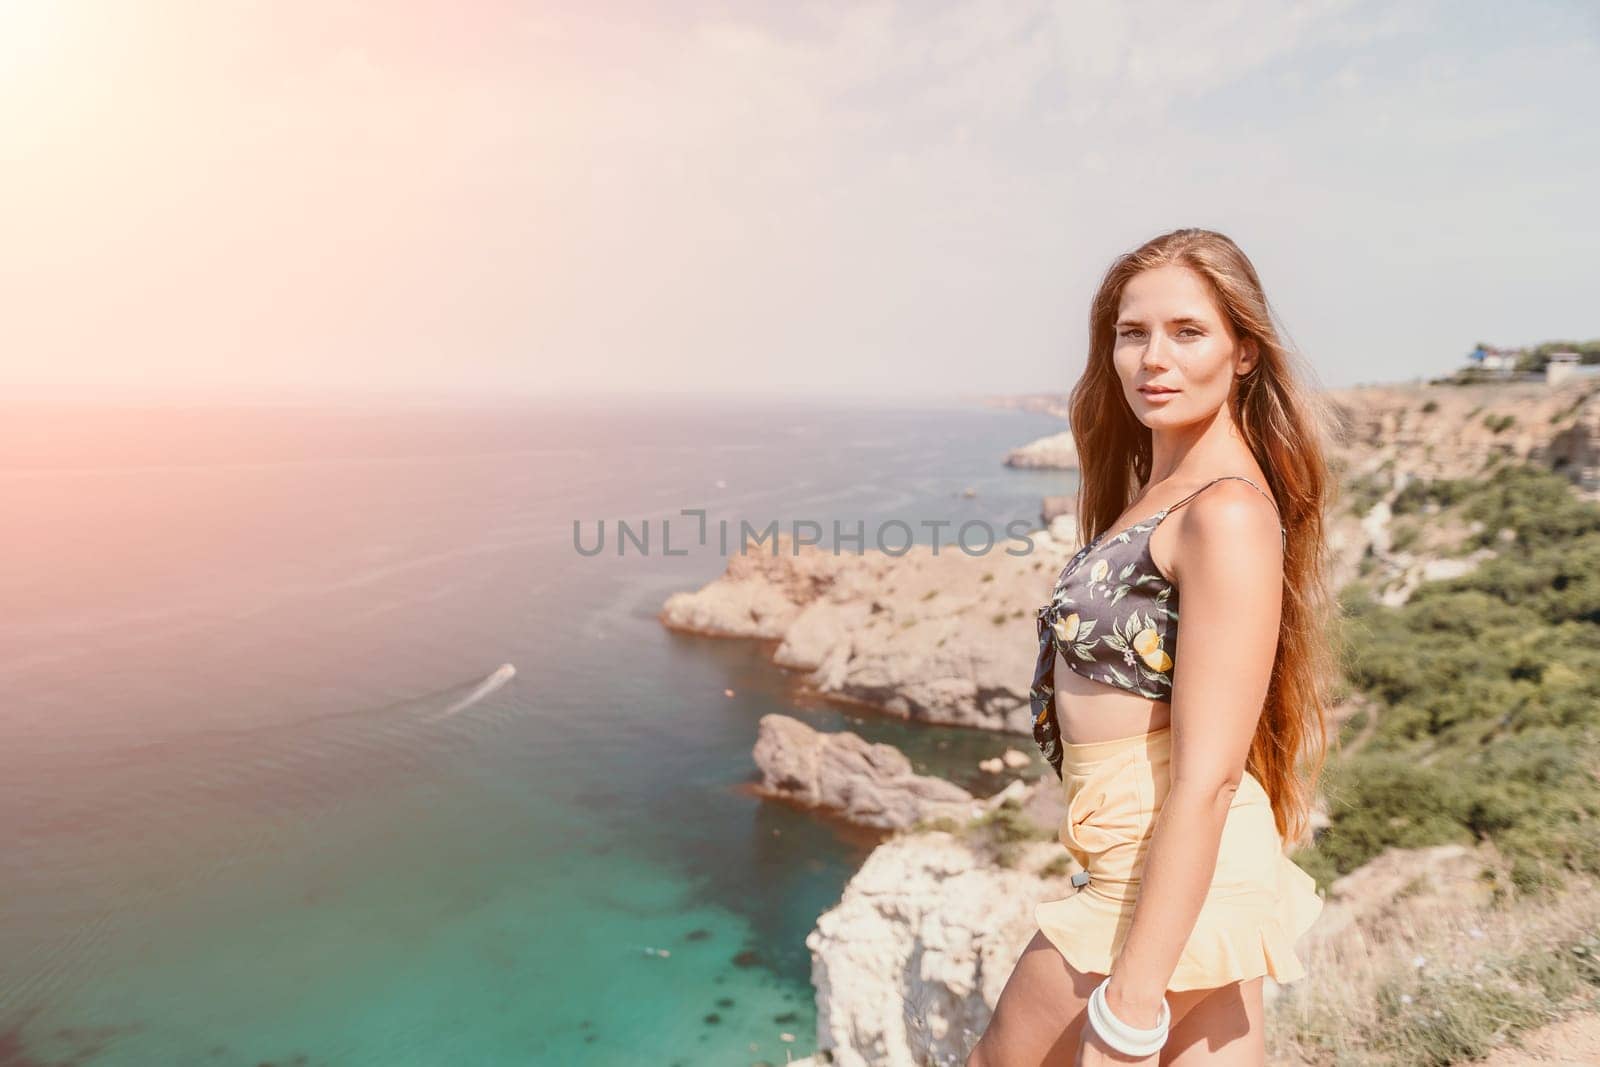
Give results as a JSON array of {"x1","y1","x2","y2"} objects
[
  {"x1": 1390, "y1": 477, "x2": 1476, "y2": 516},
  {"x1": 1456, "y1": 464, "x2": 1600, "y2": 549},
  {"x1": 1388, "y1": 521, "x2": 1421, "y2": 553},
  {"x1": 1415, "y1": 536, "x2": 1600, "y2": 624}
]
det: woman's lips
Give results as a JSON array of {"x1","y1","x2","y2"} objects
[{"x1": 1139, "y1": 386, "x2": 1179, "y2": 399}]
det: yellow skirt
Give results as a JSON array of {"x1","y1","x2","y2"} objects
[{"x1": 1034, "y1": 725, "x2": 1324, "y2": 992}]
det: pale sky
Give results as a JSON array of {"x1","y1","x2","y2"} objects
[{"x1": 3, "y1": 0, "x2": 1597, "y2": 402}]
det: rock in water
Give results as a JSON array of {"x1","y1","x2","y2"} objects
[{"x1": 751, "y1": 714, "x2": 977, "y2": 830}]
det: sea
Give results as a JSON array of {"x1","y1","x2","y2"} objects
[{"x1": 0, "y1": 395, "x2": 1071, "y2": 1066}]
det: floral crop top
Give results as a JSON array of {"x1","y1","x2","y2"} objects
[{"x1": 1029, "y1": 475, "x2": 1284, "y2": 779}]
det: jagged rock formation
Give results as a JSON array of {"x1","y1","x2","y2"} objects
[
  {"x1": 752, "y1": 714, "x2": 978, "y2": 830},
  {"x1": 661, "y1": 531, "x2": 1082, "y2": 733}
]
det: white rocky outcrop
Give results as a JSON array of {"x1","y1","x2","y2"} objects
[
  {"x1": 806, "y1": 832, "x2": 1069, "y2": 1067},
  {"x1": 752, "y1": 714, "x2": 979, "y2": 831},
  {"x1": 1003, "y1": 430, "x2": 1078, "y2": 470},
  {"x1": 655, "y1": 541, "x2": 856, "y2": 640}
]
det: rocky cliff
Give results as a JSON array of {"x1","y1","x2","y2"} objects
[
  {"x1": 1320, "y1": 378, "x2": 1600, "y2": 600},
  {"x1": 660, "y1": 528, "x2": 1078, "y2": 733}
]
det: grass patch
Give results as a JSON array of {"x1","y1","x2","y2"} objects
[
  {"x1": 969, "y1": 798, "x2": 1056, "y2": 868},
  {"x1": 1269, "y1": 878, "x2": 1600, "y2": 1066},
  {"x1": 912, "y1": 798, "x2": 1057, "y2": 870}
]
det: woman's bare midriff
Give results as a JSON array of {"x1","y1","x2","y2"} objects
[{"x1": 1054, "y1": 645, "x2": 1172, "y2": 744}]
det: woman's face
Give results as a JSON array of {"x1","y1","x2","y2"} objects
[{"x1": 1111, "y1": 263, "x2": 1255, "y2": 430}]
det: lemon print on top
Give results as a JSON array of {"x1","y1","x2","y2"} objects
[{"x1": 1133, "y1": 625, "x2": 1172, "y2": 672}]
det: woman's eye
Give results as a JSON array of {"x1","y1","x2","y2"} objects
[{"x1": 1179, "y1": 328, "x2": 1201, "y2": 337}]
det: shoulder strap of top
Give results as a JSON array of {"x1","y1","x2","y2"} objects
[{"x1": 1163, "y1": 475, "x2": 1287, "y2": 544}]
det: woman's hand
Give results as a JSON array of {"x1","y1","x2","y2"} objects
[{"x1": 1076, "y1": 1025, "x2": 1161, "y2": 1067}]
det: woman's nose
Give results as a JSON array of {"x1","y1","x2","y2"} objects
[{"x1": 1139, "y1": 336, "x2": 1172, "y2": 368}]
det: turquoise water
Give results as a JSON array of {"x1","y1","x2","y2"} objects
[{"x1": 0, "y1": 398, "x2": 1069, "y2": 1065}]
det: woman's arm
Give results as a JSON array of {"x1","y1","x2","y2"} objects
[{"x1": 1102, "y1": 482, "x2": 1286, "y2": 1026}]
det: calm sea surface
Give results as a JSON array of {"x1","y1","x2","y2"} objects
[{"x1": 0, "y1": 397, "x2": 1070, "y2": 1066}]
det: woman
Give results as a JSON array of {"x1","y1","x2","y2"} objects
[{"x1": 967, "y1": 229, "x2": 1337, "y2": 1066}]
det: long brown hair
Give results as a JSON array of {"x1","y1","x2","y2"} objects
[{"x1": 1069, "y1": 228, "x2": 1339, "y2": 847}]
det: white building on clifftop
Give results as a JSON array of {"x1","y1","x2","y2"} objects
[
  {"x1": 1466, "y1": 344, "x2": 1523, "y2": 375},
  {"x1": 1545, "y1": 351, "x2": 1600, "y2": 386}
]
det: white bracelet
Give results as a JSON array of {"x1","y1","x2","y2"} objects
[{"x1": 1086, "y1": 976, "x2": 1170, "y2": 1057}]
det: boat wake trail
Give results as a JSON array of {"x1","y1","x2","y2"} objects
[{"x1": 426, "y1": 663, "x2": 517, "y2": 721}]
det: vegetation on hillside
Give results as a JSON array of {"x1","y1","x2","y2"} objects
[{"x1": 1299, "y1": 464, "x2": 1600, "y2": 895}]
